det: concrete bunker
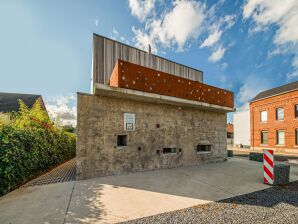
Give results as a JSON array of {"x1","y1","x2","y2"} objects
[{"x1": 76, "y1": 34, "x2": 234, "y2": 179}]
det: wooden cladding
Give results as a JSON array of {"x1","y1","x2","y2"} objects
[
  {"x1": 92, "y1": 34, "x2": 203, "y2": 87},
  {"x1": 109, "y1": 60, "x2": 234, "y2": 108}
]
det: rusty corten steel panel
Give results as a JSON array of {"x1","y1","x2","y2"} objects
[{"x1": 109, "y1": 60, "x2": 234, "y2": 108}]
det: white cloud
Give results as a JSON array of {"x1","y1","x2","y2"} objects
[
  {"x1": 45, "y1": 95, "x2": 77, "y2": 127},
  {"x1": 243, "y1": 0, "x2": 298, "y2": 79},
  {"x1": 223, "y1": 15, "x2": 236, "y2": 29},
  {"x1": 110, "y1": 27, "x2": 130, "y2": 45},
  {"x1": 287, "y1": 70, "x2": 298, "y2": 80},
  {"x1": 128, "y1": 0, "x2": 156, "y2": 22},
  {"x1": 200, "y1": 29, "x2": 222, "y2": 48},
  {"x1": 200, "y1": 11, "x2": 235, "y2": 62},
  {"x1": 112, "y1": 27, "x2": 119, "y2": 36},
  {"x1": 219, "y1": 74, "x2": 233, "y2": 90},
  {"x1": 293, "y1": 56, "x2": 298, "y2": 68},
  {"x1": 95, "y1": 19, "x2": 99, "y2": 27},
  {"x1": 208, "y1": 46, "x2": 226, "y2": 62},
  {"x1": 132, "y1": 0, "x2": 206, "y2": 52},
  {"x1": 221, "y1": 62, "x2": 228, "y2": 70},
  {"x1": 236, "y1": 75, "x2": 270, "y2": 110},
  {"x1": 132, "y1": 26, "x2": 156, "y2": 53},
  {"x1": 130, "y1": 0, "x2": 235, "y2": 62}
]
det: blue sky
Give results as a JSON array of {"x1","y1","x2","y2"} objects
[{"x1": 0, "y1": 0, "x2": 297, "y2": 125}]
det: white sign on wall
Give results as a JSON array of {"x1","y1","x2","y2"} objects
[{"x1": 124, "y1": 113, "x2": 135, "y2": 131}]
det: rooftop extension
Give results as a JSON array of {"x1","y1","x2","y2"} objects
[
  {"x1": 106, "y1": 60, "x2": 234, "y2": 110},
  {"x1": 92, "y1": 34, "x2": 234, "y2": 111},
  {"x1": 92, "y1": 33, "x2": 203, "y2": 86}
]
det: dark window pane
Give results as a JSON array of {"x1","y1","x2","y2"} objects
[
  {"x1": 261, "y1": 131, "x2": 268, "y2": 144},
  {"x1": 117, "y1": 135, "x2": 127, "y2": 147},
  {"x1": 296, "y1": 105, "x2": 298, "y2": 118},
  {"x1": 163, "y1": 148, "x2": 177, "y2": 154},
  {"x1": 197, "y1": 144, "x2": 211, "y2": 152}
]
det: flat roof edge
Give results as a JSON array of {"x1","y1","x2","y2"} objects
[{"x1": 94, "y1": 83, "x2": 234, "y2": 113}]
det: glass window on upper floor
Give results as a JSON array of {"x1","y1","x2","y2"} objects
[
  {"x1": 260, "y1": 110, "x2": 267, "y2": 123},
  {"x1": 276, "y1": 108, "x2": 284, "y2": 120}
]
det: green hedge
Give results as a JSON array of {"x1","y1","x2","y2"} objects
[
  {"x1": 0, "y1": 125, "x2": 76, "y2": 195},
  {"x1": 227, "y1": 150, "x2": 234, "y2": 157},
  {"x1": 249, "y1": 152, "x2": 263, "y2": 162}
]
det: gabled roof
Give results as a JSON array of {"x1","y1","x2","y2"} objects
[
  {"x1": 250, "y1": 81, "x2": 298, "y2": 103},
  {"x1": 0, "y1": 92, "x2": 46, "y2": 113}
]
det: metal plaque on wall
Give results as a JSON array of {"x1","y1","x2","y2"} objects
[{"x1": 124, "y1": 113, "x2": 135, "y2": 131}]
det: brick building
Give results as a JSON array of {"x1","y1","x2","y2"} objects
[
  {"x1": 227, "y1": 123, "x2": 234, "y2": 138},
  {"x1": 250, "y1": 81, "x2": 298, "y2": 151},
  {"x1": 77, "y1": 34, "x2": 234, "y2": 179}
]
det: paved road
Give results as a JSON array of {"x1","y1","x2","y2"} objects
[{"x1": 1, "y1": 157, "x2": 298, "y2": 224}]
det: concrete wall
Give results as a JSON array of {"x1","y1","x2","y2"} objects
[
  {"x1": 233, "y1": 110, "x2": 250, "y2": 147},
  {"x1": 77, "y1": 93, "x2": 228, "y2": 179},
  {"x1": 250, "y1": 91, "x2": 298, "y2": 151}
]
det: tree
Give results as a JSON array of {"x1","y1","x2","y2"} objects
[{"x1": 12, "y1": 98, "x2": 53, "y2": 130}]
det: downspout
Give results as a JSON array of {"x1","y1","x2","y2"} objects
[{"x1": 252, "y1": 104, "x2": 254, "y2": 150}]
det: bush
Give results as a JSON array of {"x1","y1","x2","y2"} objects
[
  {"x1": 0, "y1": 126, "x2": 75, "y2": 195},
  {"x1": 227, "y1": 150, "x2": 233, "y2": 157},
  {"x1": 249, "y1": 152, "x2": 263, "y2": 162},
  {"x1": 0, "y1": 99, "x2": 76, "y2": 195}
]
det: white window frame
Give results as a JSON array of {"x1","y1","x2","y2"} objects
[
  {"x1": 277, "y1": 130, "x2": 285, "y2": 145},
  {"x1": 260, "y1": 110, "x2": 267, "y2": 123},
  {"x1": 276, "y1": 107, "x2": 284, "y2": 121}
]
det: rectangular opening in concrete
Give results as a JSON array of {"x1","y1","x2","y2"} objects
[
  {"x1": 117, "y1": 135, "x2": 127, "y2": 147},
  {"x1": 162, "y1": 148, "x2": 177, "y2": 154},
  {"x1": 197, "y1": 144, "x2": 211, "y2": 153}
]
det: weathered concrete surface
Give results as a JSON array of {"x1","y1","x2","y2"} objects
[
  {"x1": 0, "y1": 181, "x2": 74, "y2": 224},
  {"x1": 2, "y1": 158, "x2": 298, "y2": 224},
  {"x1": 77, "y1": 92, "x2": 228, "y2": 179}
]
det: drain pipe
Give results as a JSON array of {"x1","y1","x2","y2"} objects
[{"x1": 251, "y1": 105, "x2": 254, "y2": 150}]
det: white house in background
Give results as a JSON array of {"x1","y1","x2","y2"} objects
[{"x1": 233, "y1": 110, "x2": 250, "y2": 148}]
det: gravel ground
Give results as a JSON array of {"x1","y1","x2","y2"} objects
[
  {"x1": 121, "y1": 181, "x2": 298, "y2": 224},
  {"x1": 22, "y1": 158, "x2": 76, "y2": 187}
]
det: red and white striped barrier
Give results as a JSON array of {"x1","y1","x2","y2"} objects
[{"x1": 263, "y1": 149, "x2": 274, "y2": 185}]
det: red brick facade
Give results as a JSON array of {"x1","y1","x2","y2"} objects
[{"x1": 250, "y1": 90, "x2": 298, "y2": 150}]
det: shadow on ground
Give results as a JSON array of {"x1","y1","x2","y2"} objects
[{"x1": 65, "y1": 180, "x2": 106, "y2": 223}]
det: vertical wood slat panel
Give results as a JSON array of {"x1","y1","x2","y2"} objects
[{"x1": 92, "y1": 35, "x2": 203, "y2": 86}]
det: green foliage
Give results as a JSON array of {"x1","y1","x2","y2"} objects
[
  {"x1": 0, "y1": 99, "x2": 76, "y2": 195},
  {"x1": 12, "y1": 98, "x2": 53, "y2": 130},
  {"x1": 61, "y1": 125, "x2": 76, "y2": 133}
]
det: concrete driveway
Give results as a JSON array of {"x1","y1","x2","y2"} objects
[{"x1": 1, "y1": 157, "x2": 298, "y2": 224}]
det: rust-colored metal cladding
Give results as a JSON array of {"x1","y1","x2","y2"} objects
[{"x1": 109, "y1": 59, "x2": 234, "y2": 108}]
